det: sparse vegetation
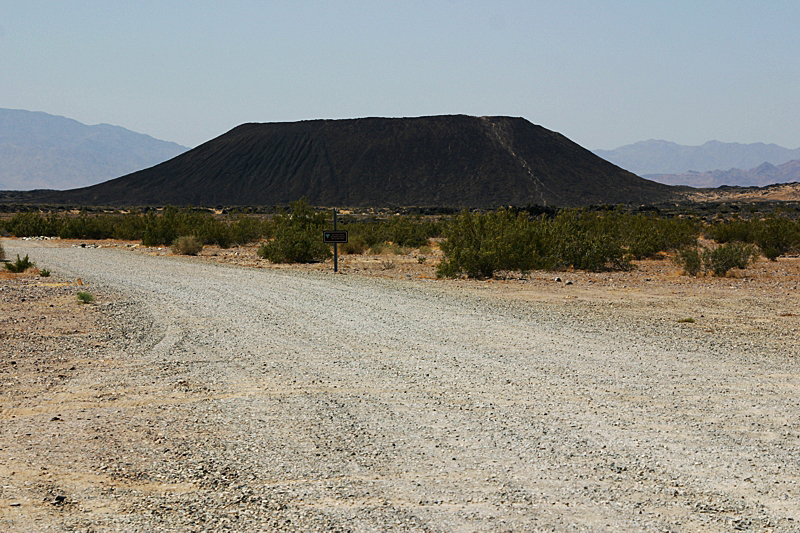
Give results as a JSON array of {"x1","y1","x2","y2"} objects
[
  {"x1": 340, "y1": 236, "x2": 367, "y2": 255},
  {"x1": 753, "y1": 217, "x2": 799, "y2": 261},
  {"x1": 2, "y1": 201, "x2": 797, "y2": 278},
  {"x1": 677, "y1": 317, "x2": 695, "y2": 323},
  {"x1": 434, "y1": 208, "x2": 671, "y2": 278},
  {"x1": 257, "y1": 198, "x2": 331, "y2": 263},
  {"x1": 76, "y1": 291, "x2": 95, "y2": 304},
  {"x1": 0, "y1": 241, "x2": 4, "y2": 261},
  {"x1": 675, "y1": 241, "x2": 758, "y2": 277},
  {"x1": 706, "y1": 215, "x2": 800, "y2": 261},
  {"x1": 4, "y1": 254, "x2": 34, "y2": 273},
  {"x1": 2, "y1": 207, "x2": 274, "y2": 248},
  {"x1": 40, "y1": 268, "x2": 51, "y2": 277},
  {"x1": 171, "y1": 235, "x2": 204, "y2": 255},
  {"x1": 675, "y1": 246, "x2": 703, "y2": 276},
  {"x1": 706, "y1": 242, "x2": 758, "y2": 276}
]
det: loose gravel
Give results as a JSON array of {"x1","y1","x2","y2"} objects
[{"x1": 2, "y1": 240, "x2": 799, "y2": 532}]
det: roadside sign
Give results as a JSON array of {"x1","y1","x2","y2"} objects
[{"x1": 323, "y1": 230, "x2": 348, "y2": 244}]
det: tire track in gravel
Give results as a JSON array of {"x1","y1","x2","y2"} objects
[{"x1": 6, "y1": 240, "x2": 800, "y2": 532}]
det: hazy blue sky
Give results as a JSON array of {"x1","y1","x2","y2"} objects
[{"x1": 2, "y1": 1, "x2": 798, "y2": 149}]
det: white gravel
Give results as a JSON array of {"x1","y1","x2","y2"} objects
[{"x1": 3, "y1": 240, "x2": 800, "y2": 532}]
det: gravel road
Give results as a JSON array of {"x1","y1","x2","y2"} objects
[{"x1": 2, "y1": 240, "x2": 800, "y2": 532}]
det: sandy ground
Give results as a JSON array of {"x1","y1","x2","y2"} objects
[
  {"x1": 1, "y1": 237, "x2": 799, "y2": 531},
  {"x1": 116, "y1": 237, "x2": 800, "y2": 342}
]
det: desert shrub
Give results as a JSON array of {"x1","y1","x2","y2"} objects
[
  {"x1": 339, "y1": 215, "x2": 441, "y2": 250},
  {"x1": 0, "y1": 241, "x2": 4, "y2": 261},
  {"x1": 706, "y1": 219, "x2": 755, "y2": 243},
  {"x1": 340, "y1": 235, "x2": 367, "y2": 254},
  {"x1": 621, "y1": 215, "x2": 700, "y2": 259},
  {"x1": 382, "y1": 216, "x2": 439, "y2": 247},
  {"x1": 674, "y1": 246, "x2": 703, "y2": 276},
  {"x1": 389, "y1": 243, "x2": 411, "y2": 255},
  {"x1": 256, "y1": 198, "x2": 331, "y2": 263},
  {"x1": 350, "y1": 220, "x2": 385, "y2": 248},
  {"x1": 5, "y1": 254, "x2": 34, "y2": 273},
  {"x1": 142, "y1": 209, "x2": 179, "y2": 246},
  {"x1": 40, "y1": 268, "x2": 51, "y2": 277},
  {"x1": 752, "y1": 216, "x2": 799, "y2": 261},
  {"x1": 195, "y1": 217, "x2": 233, "y2": 248},
  {"x1": 706, "y1": 242, "x2": 758, "y2": 276},
  {"x1": 141, "y1": 207, "x2": 235, "y2": 247},
  {"x1": 675, "y1": 241, "x2": 757, "y2": 277},
  {"x1": 436, "y1": 210, "x2": 509, "y2": 278},
  {"x1": 76, "y1": 291, "x2": 95, "y2": 304},
  {"x1": 437, "y1": 209, "x2": 548, "y2": 278},
  {"x1": 368, "y1": 243, "x2": 385, "y2": 255},
  {"x1": 58, "y1": 213, "x2": 115, "y2": 239},
  {"x1": 704, "y1": 216, "x2": 799, "y2": 261},
  {"x1": 3, "y1": 208, "x2": 272, "y2": 246},
  {"x1": 547, "y1": 211, "x2": 631, "y2": 271},
  {"x1": 437, "y1": 208, "x2": 635, "y2": 278},
  {"x1": 171, "y1": 235, "x2": 204, "y2": 255},
  {"x1": 556, "y1": 231, "x2": 629, "y2": 271},
  {"x1": 112, "y1": 213, "x2": 148, "y2": 240},
  {"x1": 6, "y1": 212, "x2": 62, "y2": 237},
  {"x1": 229, "y1": 215, "x2": 270, "y2": 245}
]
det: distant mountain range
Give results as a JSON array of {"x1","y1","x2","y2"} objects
[
  {"x1": 594, "y1": 140, "x2": 800, "y2": 178},
  {"x1": 644, "y1": 159, "x2": 800, "y2": 188},
  {"x1": 5, "y1": 115, "x2": 677, "y2": 207},
  {"x1": 0, "y1": 108, "x2": 188, "y2": 190}
]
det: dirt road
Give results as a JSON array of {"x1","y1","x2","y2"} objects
[{"x1": 2, "y1": 240, "x2": 799, "y2": 532}]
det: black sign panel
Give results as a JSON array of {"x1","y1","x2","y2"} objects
[{"x1": 323, "y1": 230, "x2": 348, "y2": 244}]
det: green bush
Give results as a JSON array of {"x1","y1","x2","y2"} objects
[
  {"x1": 40, "y1": 268, "x2": 51, "y2": 277},
  {"x1": 706, "y1": 219, "x2": 754, "y2": 243},
  {"x1": 706, "y1": 242, "x2": 757, "y2": 276},
  {"x1": 5, "y1": 254, "x2": 34, "y2": 273},
  {"x1": 171, "y1": 235, "x2": 204, "y2": 255},
  {"x1": 256, "y1": 198, "x2": 331, "y2": 263},
  {"x1": 76, "y1": 291, "x2": 95, "y2": 304},
  {"x1": 621, "y1": 215, "x2": 700, "y2": 259},
  {"x1": 436, "y1": 210, "x2": 519, "y2": 278},
  {"x1": 58, "y1": 213, "x2": 115, "y2": 239},
  {"x1": 382, "y1": 216, "x2": 438, "y2": 247},
  {"x1": 229, "y1": 215, "x2": 271, "y2": 245},
  {"x1": 3, "y1": 209, "x2": 275, "y2": 247},
  {"x1": 6, "y1": 212, "x2": 62, "y2": 237},
  {"x1": 340, "y1": 235, "x2": 367, "y2": 254},
  {"x1": 436, "y1": 208, "x2": 635, "y2": 279},
  {"x1": 675, "y1": 246, "x2": 703, "y2": 276},
  {"x1": 675, "y1": 241, "x2": 757, "y2": 277},
  {"x1": 752, "y1": 217, "x2": 799, "y2": 261},
  {"x1": 339, "y1": 215, "x2": 441, "y2": 250}
]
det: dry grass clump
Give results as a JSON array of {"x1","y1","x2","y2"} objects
[{"x1": 171, "y1": 235, "x2": 204, "y2": 256}]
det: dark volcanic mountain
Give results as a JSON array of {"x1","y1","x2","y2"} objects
[
  {"x1": 23, "y1": 115, "x2": 676, "y2": 207},
  {"x1": 0, "y1": 108, "x2": 188, "y2": 190}
]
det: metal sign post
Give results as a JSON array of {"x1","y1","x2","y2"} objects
[
  {"x1": 334, "y1": 209, "x2": 338, "y2": 273},
  {"x1": 323, "y1": 209, "x2": 348, "y2": 273}
]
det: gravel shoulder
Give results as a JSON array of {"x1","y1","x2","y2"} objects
[{"x1": 1, "y1": 238, "x2": 799, "y2": 532}]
